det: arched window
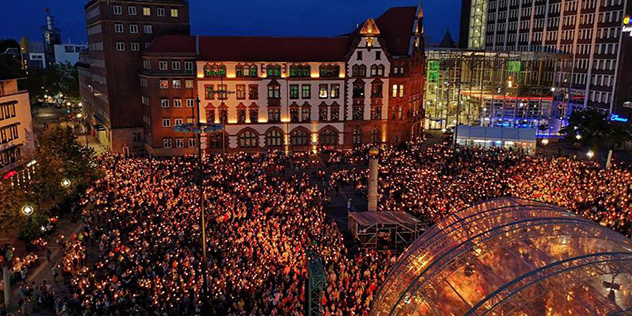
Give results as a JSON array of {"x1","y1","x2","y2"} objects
[
  {"x1": 236, "y1": 64, "x2": 257, "y2": 78},
  {"x1": 319, "y1": 129, "x2": 338, "y2": 145},
  {"x1": 319, "y1": 64, "x2": 340, "y2": 78},
  {"x1": 290, "y1": 64, "x2": 310, "y2": 78},
  {"x1": 265, "y1": 128, "x2": 284, "y2": 147},
  {"x1": 204, "y1": 64, "x2": 226, "y2": 78},
  {"x1": 370, "y1": 65, "x2": 378, "y2": 76},
  {"x1": 266, "y1": 64, "x2": 281, "y2": 78},
  {"x1": 291, "y1": 129, "x2": 310, "y2": 146},
  {"x1": 238, "y1": 130, "x2": 258, "y2": 148}
]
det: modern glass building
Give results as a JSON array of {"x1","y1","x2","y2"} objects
[
  {"x1": 425, "y1": 49, "x2": 573, "y2": 136},
  {"x1": 371, "y1": 197, "x2": 632, "y2": 316}
]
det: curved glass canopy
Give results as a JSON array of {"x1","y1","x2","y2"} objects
[{"x1": 371, "y1": 197, "x2": 632, "y2": 316}]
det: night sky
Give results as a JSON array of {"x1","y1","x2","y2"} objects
[{"x1": 0, "y1": 0, "x2": 462, "y2": 45}]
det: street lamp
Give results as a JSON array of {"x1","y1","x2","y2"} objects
[
  {"x1": 576, "y1": 134, "x2": 582, "y2": 140},
  {"x1": 21, "y1": 204, "x2": 34, "y2": 216},
  {"x1": 61, "y1": 178, "x2": 71, "y2": 188},
  {"x1": 173, "y1": 96, "x2": 224, "y2": 309},
  {"x1": 586, "y1": 150, "x2": 595, "y2": 159},
  {"x1": 541, "y1": 138, "x2": 549, "y2": 146}
]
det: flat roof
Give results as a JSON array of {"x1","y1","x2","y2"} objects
[{"x1": 349, "y1": 211, "x2": 421, "y2": 226}]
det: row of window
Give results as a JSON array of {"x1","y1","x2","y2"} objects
[
  {"x1": 0, "y1": 146, "x2": 20, "y2": 168},
  {"x1": 289, "y1": 84, "x2": 341, "y2": 99},
  {"x1": 116, "y1": 41, "x2": 147, "y2": 52},
  {"x1": 351, "y1": 64, "x2": 386, "y2": 77},
  {"x1": 202, "y1": 64, "x2": 341, "y2": 78},
  {"x1": 114, "y1": 23, "x2": 153, "y2": 34},
  {"x1": 150, "y1": 60, "x2": 195, "y2": 74},
  {"x1": 0, "y1": 124, "x2": 19, "y2": 144},
  {"x1": 159, "y1": 98, "x2": 195, "y2": 108},
  {"x1": 159, "y1": 79, "x2": 194, "y2": 89},
  {"x1": 112, "y1": 5, "x2": 178, "y2": 18},
  {"x1": 0, "y1": 102, "x2": 17, "y2": 121},
  {"x1": 162, "y1": 137, "x2": 195, "y2": 149}
]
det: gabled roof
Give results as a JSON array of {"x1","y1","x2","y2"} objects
[
  {"x1": 375, "y1": 6, "x2": 418, "y2": 56},
  {"x1": 146, "y1": 35, "x2": 351, "y2": 62}
]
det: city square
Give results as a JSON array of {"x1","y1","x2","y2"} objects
[{"x1": 1, "y1": 0, "x2": 632, "y2": 315}]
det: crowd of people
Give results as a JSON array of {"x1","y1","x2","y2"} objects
[
  {"x1": 6, "y1": 140, "x2": 631, "y2": 315},
  {"x1": 32, "y1": 152, "x2": 395, "y2": 315},
  {"x1": 330, "y1": 143, "x2": 632, "y2": 237}
]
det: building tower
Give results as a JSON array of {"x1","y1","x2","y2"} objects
[
  {"x1": 460, "y1": 0, "x2": 632, "y2": 115},
  {"x1": 42, "y1": 8, "x2": 62, "y2": 68},
  {"x1": 78, "y1": 0, "x2": 190, "y2": 153}
]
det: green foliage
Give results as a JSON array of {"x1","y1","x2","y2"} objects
[
  {"x1": 27, "y1": 126, "x2": 96, "y2": 206},
  {"x1": 22, "y1": 63, "x2": 80, "y2": 103},
  {"x1": 18, "y1": 214, "x2": 48, "y2": 243},
  {"x1": 0, "y1": 179, "x2": 27, "y2": 227}
]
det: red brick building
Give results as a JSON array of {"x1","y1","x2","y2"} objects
[{"x1": 78, "y1": 0, "x2": 190, "y2": 154}]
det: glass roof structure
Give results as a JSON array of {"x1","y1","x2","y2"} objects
[{"x1": 371, "y1": 197, "x2": 632, "y2": 316}]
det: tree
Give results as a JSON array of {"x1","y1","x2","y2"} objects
[
  {"x1": 27, "y1": 126, "x2": 96, "y2": 207},
  {"x1": 561, "y1": 108, "x2": 632, "y2": 158},
  {"x1": 0, "y1": 179, "x2": 27, "y2": 229}
]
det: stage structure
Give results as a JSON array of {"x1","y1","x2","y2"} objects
[
  {"x1": 348, "y1": 211, "x2": 427, "y2": 251},
  {"x1": 424, "y1": 49, "x2": 573, "y2": 136},
  {"x1": 371, "y1": 197, "x2": 632, "y2": 316}
]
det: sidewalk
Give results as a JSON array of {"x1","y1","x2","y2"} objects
[{"x1": 76, "y1": 134, "x2": 107, "y2": 155}]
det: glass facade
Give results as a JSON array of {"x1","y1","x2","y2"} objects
[
  {"x1": 424, "y1": 49, "x2": 573, "y2": 136},
  {"x1": 371, "y1": 197, "x2": 632, "y2": 316}
]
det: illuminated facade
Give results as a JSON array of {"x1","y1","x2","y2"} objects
[
  {"x1": 141, "y1": 6, "x2": 425, "y2": 155},
  {"x1": 371, "y1": 197, "x2": 632, "y2": 316},
  {"x1": 0, "y1": 79, "x2": 34, "y2": 174},
  {"x1": 424, "y1": 48, "x2": 572, "y2": 136}
]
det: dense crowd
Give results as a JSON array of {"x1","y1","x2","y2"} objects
[
  {"x1": 6, "y1": 140, "x2": 631, "y2": 316},
  {"x1": 38, "y1": 152, "x2": 394, "y2": 316},
  {"x1": 330, "y1": 143, "x2": 632, "y2": 237}
]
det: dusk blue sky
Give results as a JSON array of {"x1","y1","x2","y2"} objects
[{"x1": 0, "y1": 0, "x2": 462, "y2": 45}]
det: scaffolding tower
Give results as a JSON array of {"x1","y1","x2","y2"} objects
[{"x1": 306, "y1": 250, "x2": 326, "y2": 316}]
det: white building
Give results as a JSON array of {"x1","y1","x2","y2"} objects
[
  {"x1": 54, "y1": 43, "x2": 87, "y2": 66},
  {"x1": 0, "y1": 79, "x2": 35, "y2": 175}
]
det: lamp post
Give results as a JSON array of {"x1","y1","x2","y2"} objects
[
  {"x1": 61, "y1": 178, "x2": 71, "y2": 189},
  {"x1": 173, "y1": 95, "x2": 223, "y2": 310},
  {"x1": 368, "y1": 146, "x2": 379, "y2": 212},
  {"x1": 21, "y1": 204, "x2": 34, "y2": 217}
]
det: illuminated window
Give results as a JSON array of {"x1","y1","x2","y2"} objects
[
  {"x1": 170, "y1": 8, "x2": 178, "y2": 17},
  {"x1": 236, "y1": 85, "x2": 246, "y2": 99},
  {"x1": 301, "y1": 85, "x2": 311, "y2": 99},
  {"x1": 289, "y1": 84, "x2": 299, "y2": 99},
  {"x1": 330, "y1": 84, "x2": 340, "y2": 98},
  {"x1": 319, "y1": 85, "x2": 328, "y2": 98},
  {"x1": 268, "y1": 85, "x2": 280, "y2": 99},
  {"x1": 172, "y1": 80, "x2": 181, "y2": 89},
  {"x1": 143, "y1": 7, "x2": 151, "y2": 16},
  {"x1": 266, "y1": 65, "x2": 281, "y2": 77},
  {"x1": 159, "y1": 80, "x2": 168, "y2": 89}
]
